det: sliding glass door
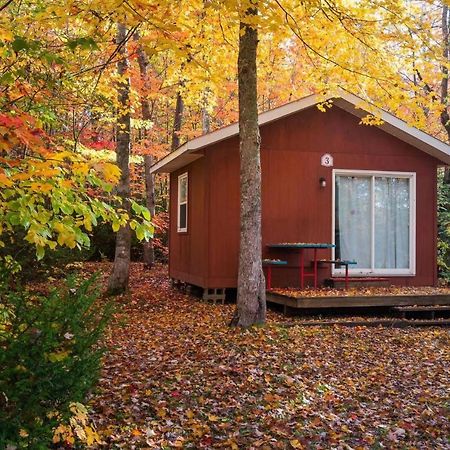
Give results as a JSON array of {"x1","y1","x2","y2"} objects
[{"x1": 334, "y1": 170, "x2": 415, "y2": 275}]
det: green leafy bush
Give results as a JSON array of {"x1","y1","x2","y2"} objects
[
  {"x1": 438, "y1": 170, "x2": 450, "y2": 282},
  {"x1": 0, "y1": 268, "x2": 112, "y2": 448}
]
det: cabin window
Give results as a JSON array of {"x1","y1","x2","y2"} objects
[
  {"x1": 333, "y1": 170, "x2": 415, "y2": 276},
  {"x1": 177, "y1": 172, "x2": 188, "y2": 232}
]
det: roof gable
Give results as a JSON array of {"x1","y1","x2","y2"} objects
[{"x1": 151, "y1": 91, "x2": 450, "y2": 173}]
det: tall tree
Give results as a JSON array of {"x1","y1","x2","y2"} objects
[
  {"x1": 230, "y1": 1, "x2": 266, "y2": 327},
  {"x1": 108, "y1": 23, "x2": 132, "y2": 294},
  {"x1": 135, "y1": 34, "x2": 156, "y2": 268},
  {"x1": 171, "y1": 91, "x2": 184, "y2": 150},
  {"x1": 142, "y1": 156, "x2": 156, "y2": 267},
  {"x1": 440, "y1": 3, "x2": 450, "y2": 183}
]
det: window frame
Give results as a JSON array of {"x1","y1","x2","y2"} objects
[
  {"x1": 331, "y1": 169, "x2": 416, "y2": 276},
  {"x1": 177, "y1": 172, "x2": 188, "y2": 233}
]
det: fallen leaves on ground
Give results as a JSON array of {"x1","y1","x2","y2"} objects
[
  {"x1": 272, "y1": 285, "x2": 450, "y2": 298},
  {"x1": 85, "y1": 263, "x2": 449, "y2": 449}
]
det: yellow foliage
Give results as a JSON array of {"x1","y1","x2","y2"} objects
[
  {"x1": 360, "y1": 114, "x2": 385, "y2": 126},
  {"x1": 12, "y1": 172, "x2": 31, "y2": 181},
  {"x1": 73, "y1": 162, "x2": 90, "y2": 176},
  {"x1": 83, "y1": 216, "x2": 92, "y2": 231},
  {"x1": 30, "y1": 182, "x2": 53, "y2": 193},
  {"x1": 47, "y1": 350, "x2": 71, "y2": 362},
  {"x1": 0, "y1": 28, "x2": 13, "y2": 42},
  {"x1": 0, "y1": 173, "x2": 13, "y2": 187},
  {"x1": 0, "y1": 0, "x2": 445, "y2": 264},
  {"x1": 102, "y1": 162, "x2": 121, "y2": 183},
  {"x1": 57, "y1": 230, "x2": 77, "y2": 248},
  {"x1": 52, "y1": 402, "x2": 102, "y2": 446}
]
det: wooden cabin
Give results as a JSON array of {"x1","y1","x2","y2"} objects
[{"x1": 151, "y1": 92, "x2": 450, "y2": 300}]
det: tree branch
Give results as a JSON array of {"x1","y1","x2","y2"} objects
[
  {"x1": 0, "y1": 0, "x2": 14, "y2": 13},
  {"x1": 273, "y1": 0, "x2": 391, "y2": 84}
]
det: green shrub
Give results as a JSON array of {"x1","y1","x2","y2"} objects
[
  {"x1": 0, "y1": 268, "x2": 112, "y2": 448},
  {"x1": 438, "y1": 170, "x2": 450, "y2": 282}
]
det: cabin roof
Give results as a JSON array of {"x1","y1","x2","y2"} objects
[{"x1": 150, "y1": 90, "x2": 450, "y2": 173}]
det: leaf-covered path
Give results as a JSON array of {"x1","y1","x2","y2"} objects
[{"x1": 90, "y1": 264, "x2": 450, "y2": 449}]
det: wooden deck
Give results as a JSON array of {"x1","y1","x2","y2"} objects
[{"x1": 266, "y1": 291, "x2": 450, "y2": 310}]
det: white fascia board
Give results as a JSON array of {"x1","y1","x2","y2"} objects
[
  {"x1": 157, "y1": 153, "x2": 204, "y2": 173},
  {"x1": 150, "y1": 142, "x2": 190, "y2": 174},
  {"x1": 150, "y1": 122, "x2": 239, "y2": 174},
  {"x1": 151, "y1": 91, "x2": 450, "y2": 173}
]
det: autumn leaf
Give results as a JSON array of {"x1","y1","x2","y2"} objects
[
  {"x1": 47, "y1": 350, "x2": 71, "y2": 362},
  {"x1": 0, "y1": 172, "x2": 13, "y2": 187},
  {"x1": 84, "y1": 263, "x2": 450, "y2": 449},
  {"x1": 102, "y1": 162, "x2": 121, "y2": 183},
  {"x1": 207, "y1": 414, "x2": 219, "y2": 422}
]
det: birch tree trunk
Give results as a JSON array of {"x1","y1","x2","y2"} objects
[
  {"x1": 107, "y1": 23, "x2": 131, "y2": 294},
  {"x1": 135, "y1": 34, "x2": 156, "y2": 268},
  {"x1": 230, "y1": 3, "x2": 266, "y2": 327}
]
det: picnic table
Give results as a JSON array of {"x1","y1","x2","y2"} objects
[
  {"x1": 262, "y1": 259, "x2": 288, "y2": 290},
  {"x1": 318, "y1": 259, "x2": 357, "y2": 289},
  {"x1": 267, "y1": 243, "x2": 335, "y2": 288}
]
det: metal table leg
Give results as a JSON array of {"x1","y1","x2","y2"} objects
[
  {"x1": 313, "y1": 248, "x2": 318, "y2": 288},
  {"x1": 300, "y1": 249, "x2": 304, "y2": 289}
]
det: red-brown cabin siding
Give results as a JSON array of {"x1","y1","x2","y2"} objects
[{"x1": 169, "y1": 105, "x2": 440, "y2": 288}]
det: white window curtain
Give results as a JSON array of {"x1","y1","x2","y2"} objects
[
  {"x1": 335, "y1": 173, "x2": 411, "y2": 272},
  {"x1": 374, "y1": 177, "x2": 409, "y2": 269},
  {"x1": 178, "y1": 173, "x2": 188, "y2": 231},
  {"x1": 335, "y1": 176, "x2": 372, "y2": 268}
]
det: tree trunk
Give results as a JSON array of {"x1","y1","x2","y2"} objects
[
  {"x1": 135, "y1": 33, "x2": 156, "y2": 268},
  {"x1": 143, "y1": 154, "x2": 156, "y2": 267},
  {"x1": 230, "y1": 3, "x2": 266, "y2": 327},
  {"x1": 202, "y1": 105, "x2": 211, "y2": 134},
  {"x1": 201, "y1": 87, "x2": 211, "y2": 134},
  {"x1": 171, "y1": 91, "x2": 184, "y2": 151},
  {"x1": 107, "y1": 23, "x2": 131, "y2": 295},
  {"x1": 441, "y1": 4, "x2": 450, "y2": 183}
]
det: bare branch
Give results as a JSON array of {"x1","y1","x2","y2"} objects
[{"x1": 0, "y1": 0, "x2": 14, "y2": 13}]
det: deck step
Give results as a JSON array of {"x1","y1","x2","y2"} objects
[
  {"x1": 284, "y1": 319, "x2": 450, "y2": 328},
  {"x1": 392, "y1": 305, "x2": 450, "y2": 319},
  {"x1": 392, "y1": 305, "x2": 450, "y2": 312}
]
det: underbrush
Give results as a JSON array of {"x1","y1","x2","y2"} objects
[
  {"x1": 0, "y1": 266, "x2": 112, "y2": 448},
  {"x1": 438, "y1": 170, "x2": 450, "y2": 283}
]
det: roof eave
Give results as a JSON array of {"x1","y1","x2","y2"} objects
[{"x1": 150, "y1": 122, "x2": 240, "y2": 173}]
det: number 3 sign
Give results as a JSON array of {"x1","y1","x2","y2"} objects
[{"x1": 321, "y1": 153, "x2": 333, "y2": 167}]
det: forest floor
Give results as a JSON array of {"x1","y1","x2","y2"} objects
[{"x1": 87, "y1": 263, "x2": 450, "y2": 449}]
